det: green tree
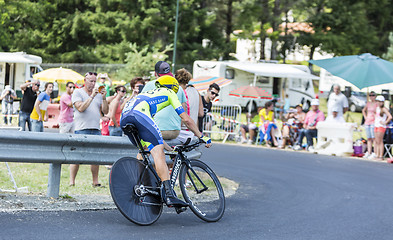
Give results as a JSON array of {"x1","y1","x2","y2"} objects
[
  {"x1": 0, "y1": 0, "x2": 10, "y2": 51},
  {"x1": 116, "y1": 43, "x2": 172, "y2": 81},
  {"x1": 383, "y1": 32, "x2": 393, "y2": 62}
]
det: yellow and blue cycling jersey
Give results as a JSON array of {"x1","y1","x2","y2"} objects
[{"x1": 120, "y1": 88, "x2": 185, "y2": 150}]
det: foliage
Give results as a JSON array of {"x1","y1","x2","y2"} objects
[
  {"x1": 383, "y1": 32, "x2": 393, "y2": 62},
  {"x1": 116, "y1": 43, "x2": 172, "y2": 81},
  {"x1": 1, "y1": 0, "x2": 393, "y2": 64}
]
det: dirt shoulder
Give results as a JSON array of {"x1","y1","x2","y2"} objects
[{"x1": 0, "y1": 177, "x2": 239, "y2": 212}]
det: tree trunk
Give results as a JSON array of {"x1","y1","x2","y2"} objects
[
  {"x1": 259, "y1": 0, "x2": 270, "y2": 60},
  {"x1": 224, "y1": 0, "x2": 233, "y2": 59},
  {"x1": 308, "y1": 45, "x2": 316, "y2": 72},
  {"x1": 270, "y1": 0, "x2": 281, "y2": 60}
]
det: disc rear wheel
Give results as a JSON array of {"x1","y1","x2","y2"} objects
[{"x1": 109, "y1": 157, "x2": 163, "y2": 225}]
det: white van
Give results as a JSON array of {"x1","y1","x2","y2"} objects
[
  {"x1": 0, "y1": 52, "x2": 43, "y2": 98},
  {"x1": 193, "y1": 60, "x2": 319, "y2": 111}
]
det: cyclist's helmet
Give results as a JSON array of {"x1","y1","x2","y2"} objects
[{"x1": 155, "y1": 75, "x2": 179, "y2": 93}]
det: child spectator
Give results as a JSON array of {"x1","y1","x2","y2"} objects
[{"x1": 373, "y1": 95, "x2": 392, "y2": 161}]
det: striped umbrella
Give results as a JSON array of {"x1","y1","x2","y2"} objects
[
  {"x1": 189, "y1": 76, "x2": 232, "y2": 92},
  {"x1": 229, "y1": 85, "x2": 273, "y2": 99}
]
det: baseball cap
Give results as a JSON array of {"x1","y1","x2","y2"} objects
[
  {"x1": 155, "y1": 61, "x2": 174, "y2": 77},
  {"x1": 376, "y1": 95, "x2": 385, "y2": 102},
  {"x1": 311, "y1": 99, "x2": 319, "y2": 106}
]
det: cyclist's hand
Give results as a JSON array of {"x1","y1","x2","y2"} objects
[{"x1": 200, "y1": 136, "x2": 212, "y2": 148}]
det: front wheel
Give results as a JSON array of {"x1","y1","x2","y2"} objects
[
  {"x1": 109, "y1": 157, "x2": 163, "y2": 226},
  {"x1": 179, "y1": 159, "x2": 225, "y2": 222}
]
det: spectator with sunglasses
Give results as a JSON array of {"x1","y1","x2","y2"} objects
[
  {"x1": 70, "y1": 72, "x2": 109, "y2": 187},
  {"x1": 198, "y1": 83, "x2": 220, "y2": 133},
  {"x1": 59, "y1": 81, "x2": 75, "y2": 133},
  {"x1": 108, "y1": 85, "x2": 127, "y2": 136},
  {"x1": 19, "y1": 80, "x2": 40, "y2": 131},
  {"x1": 362, "y1": 91, "x2": 378, "y2": 159}
]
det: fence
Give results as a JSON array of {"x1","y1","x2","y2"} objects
[
  {"x1": 0, "y1": 130, "x2": 201, "y2": 198},
  {"x1": 201, "y1": 104, "x2": 242, "y2": 143}
]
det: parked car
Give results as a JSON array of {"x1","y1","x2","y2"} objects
[{"x1": 348, "y1": 91, "x2": 367, "y2": 112}]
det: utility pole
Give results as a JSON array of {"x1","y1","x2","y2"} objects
[{"x1": 172, "y1": 0, "x2": 180, "y2": 73}]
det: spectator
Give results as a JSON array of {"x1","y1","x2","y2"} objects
[
  {"x1": 58, "y1": 82, "x2": 75, "y2": 133},
  {"x1": 0, "y1": 85, "x2": 17, "y2": 125},
  {"x1": 294, "y1": 104, "x2": 306, "y2": 123},
  {"x1": 198, "y1": 83, "x2": 220, "y2": 134},
  {"x1": 108, "y1": 85, "x2": 127, "y2": 136},
  {"x1": 121, "y1": 77, "x2": 146, "y2": 110},
  {"x1": 70, "y1": 72, "x2": 109, "y2": 187},
  {"x1": 174, "y1": 68, "x2": 203, "y2": 143},
  {"x1": 19, "y1": 80, "x2": 40, "y2": 131},
  {"x1": 30, "y1": 67, "x2": 35, "y2": 78},
  {"x1": 97, "y1": 73, "x2": 112, "y2": 97},
  {"x1": 240, "y1": 113, "x2": 258, "y2": 144},
  {"x1": 362, "y1": 91, "x2": 378, "y2": 159},
  {"x1": 327, "y1": 84, "x2": 348, "y2": 118},
  {"x1": 280, "y1": 110, "x2": 296, "y2": 148},
  {"x1": 30, "y1": 82, "x2": 54, "y2": 132},
  {"x1": 141, "y1": 61, "x2": 187, "y2": 140},
  {"x1": 186, "y1": 85, "x2": 204, "y2": 129},
  {"x1": 325, "y1": 106, "x2": 346, "y2": 123},
  {"x1": 97, "y1": 73, "x2": 112, "y2": 135},
  {"x1": 259, "y1": 101, "x2": 279, "y2": 147},
  {"x1": 373, "y1": 95, "x2": 392, "y2": 161},
  {"x1": 279, "y1": 93, "x2": 290, "y2": 120},
  {"x1": 293, "y1": 99, "x2": 325, "y2": 151}
]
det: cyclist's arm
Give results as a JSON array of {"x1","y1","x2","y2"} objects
[{"x1": 179, "y1": 112, "x2": 202, "y2": 138}]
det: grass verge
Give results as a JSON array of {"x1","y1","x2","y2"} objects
[{"x1": 0, "y1": 163, "x2": 110, "y2": 196}]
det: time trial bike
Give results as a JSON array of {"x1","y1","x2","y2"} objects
[{"x1": 109, "y1": 123, "x2": 225, "y2": 225}]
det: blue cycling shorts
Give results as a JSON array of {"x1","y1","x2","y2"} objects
[{"x1": 120, "y1": 110, "x2": 164, "y2": 151}]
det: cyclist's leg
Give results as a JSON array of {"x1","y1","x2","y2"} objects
[{"x1": 121, "y1": 111, "x2": 188, "y2": 207}]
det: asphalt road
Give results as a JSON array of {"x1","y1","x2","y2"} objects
[{"x1": 2, "y1": 144, "x2": 393, "y2": 240}]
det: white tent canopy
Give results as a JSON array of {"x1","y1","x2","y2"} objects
[
  {"x1": 0, "y1": 52, "x2": 42, "y2": 64},
  {"x1": 226, "y1": 62, "x2": 319, "y2": 80}
]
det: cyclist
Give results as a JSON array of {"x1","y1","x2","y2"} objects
[{"x1": 120, "y1": 75, "x2": 212, "y2": 208}]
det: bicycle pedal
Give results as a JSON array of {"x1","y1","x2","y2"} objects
[{"x1": 175, "y1": 207, "x2": 187, "y2": 214}]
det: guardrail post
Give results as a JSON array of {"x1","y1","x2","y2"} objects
[{"x1": 47, "y1": 163, "x2": 61, "y2": 198}]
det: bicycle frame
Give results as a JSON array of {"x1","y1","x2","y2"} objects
[{"x1": 124, "y1": 124, "x2": 208, "y2": 203}]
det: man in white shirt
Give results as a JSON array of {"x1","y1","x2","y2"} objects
[
  {"x1": 327, "y1": 84, "x2": 348, "y2": 116},
  {"x1": 327, "y1": 84, "x2": 348, "y2": 118}
]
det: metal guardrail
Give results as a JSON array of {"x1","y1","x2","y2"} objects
[
  {"x1": 0, "y1": 131, "x2": 201, "y2": 198},
  {"x1": 202, "y1": 104, "x2": 242, "y2": 143}
]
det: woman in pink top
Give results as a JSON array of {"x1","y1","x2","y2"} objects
[
  {"x1": 362, "y1": 91, "x2": 378, "y2": 158},
  {"x1": 373, "y1": 96, "x2": 392, "y2": 160},
  {"x1": 108, "y1": 85, "x2": 127, "y2": 136},
  {"x1": 59, "y1": 82, "x2": 75, "y2": 133}
]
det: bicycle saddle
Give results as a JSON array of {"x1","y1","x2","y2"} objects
[{"x1": 122, "y1": 124, "x2": 138, "y2": 134}]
